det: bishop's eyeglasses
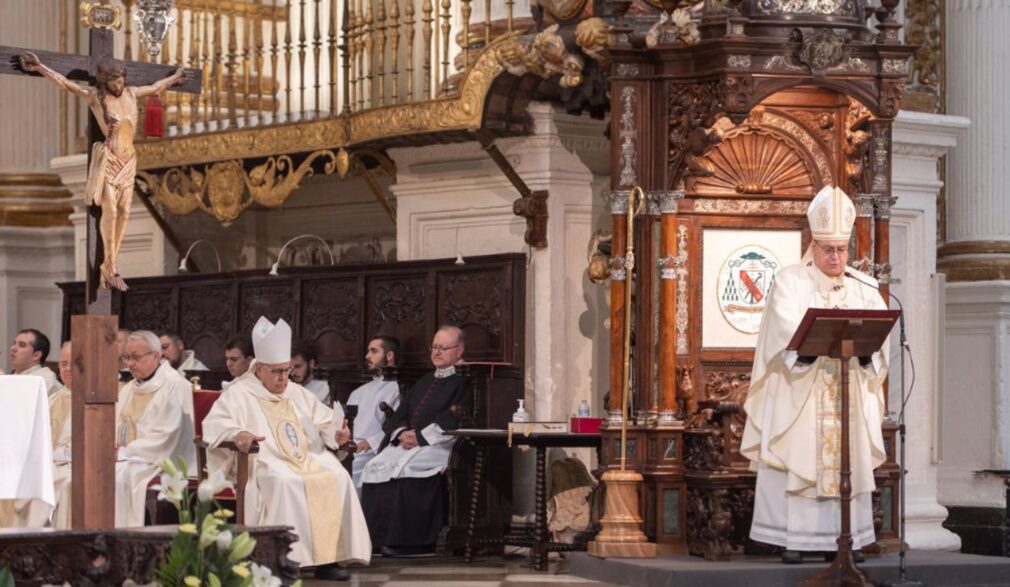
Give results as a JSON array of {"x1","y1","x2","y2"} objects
[{"x1": 813, "y1": 242, "x2": 849, "y2": 257}]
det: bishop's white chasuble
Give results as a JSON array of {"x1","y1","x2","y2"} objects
[
  {"x1": 741, "y1": 262, "x2": 889, "y2": 550},
  {"x1": 202, "y1": 370, "x2": 371, "y2": 567}
]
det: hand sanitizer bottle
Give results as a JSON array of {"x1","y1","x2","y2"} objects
[
  {"x1": 577, "y1": 399, "x2": 591, "y2": 418},
  {"x1": 512, "y1": 399, "x2": 530, "y2": 423}
]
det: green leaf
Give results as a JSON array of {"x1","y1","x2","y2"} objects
[
  {"x1": 207, "y1": 572, "x2": 222, "y2": 587},
  {"x1": 0, "y1": 567, "x2": 14, "y2": 587}
]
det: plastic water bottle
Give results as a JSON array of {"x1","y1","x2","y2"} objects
[{"x1": 577, "y1": 399, "x2": 591, "y2": 418}]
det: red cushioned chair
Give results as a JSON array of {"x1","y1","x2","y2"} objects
[
  {"x1": 192, "y1": 390, "x2": 258, "y2": 525},
  {"x1": 145, "y1": 390, "x2": 258, "y2": 525}
]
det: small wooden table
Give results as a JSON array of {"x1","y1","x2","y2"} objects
[{"x1": 447, "y1": 428, "x2": 602, "y2": 571}]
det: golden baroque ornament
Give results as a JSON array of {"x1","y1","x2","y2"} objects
[{"x1": 138, "y1": 150, "x2": 337, "y2": 226}]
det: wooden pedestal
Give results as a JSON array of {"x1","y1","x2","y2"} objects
[{"x1": 588, "y1": 469, "x2": 657, "y2": 558}]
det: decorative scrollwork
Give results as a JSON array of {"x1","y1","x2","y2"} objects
[
  {"x1": 138, "y1": 149, "x2": 338, "y2": 226},
  {"x1": 496, "y1": 24, "x2": 586, "y2": 88},
  {"x1": 373, "y1": 280, "x2": 426, "y2": 327},
  {"x1": 669, "y1": 81, "x2": 725, "y2": 189},
  {"x1": 443, "y1": 272, "x2": 504, "y2": 338},
  {"x1": 303, "y1": 280, "x2": 359, "y2": 342}
]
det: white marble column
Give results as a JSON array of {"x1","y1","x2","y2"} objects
[
  {"x1": 890, "y1": 110, "x2": 968, "y2": 550},
  {"x1": 937, "y1": 0, "x2": 1010, "y2": 513}
]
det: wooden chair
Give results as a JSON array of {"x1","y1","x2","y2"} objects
[
  {"x1": 144, "y1": 390, "x2": 260, "y2": 525},
  {"x1": 192, "y1": 390, "x2": 258, "y2": 525}
]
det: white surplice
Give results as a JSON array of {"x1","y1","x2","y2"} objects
[
  {"x1": 347, "y1": 376, "x2": 400, "y2": 489},
  {"x1": 303, "y1": 378, "x2": 330, "y2": 404},
  {"x1": 177, "y1": 350, "x2": 209, "y2": 376},
  {"x1": 741, "y1": 262, "x2": 889, "y2": 550},
  {"x1": 202, "y1": 370, "x2": 371, "y2": 567},
  {"x1": 114, "y1": 361, "x2": 196, "y2": 527}
]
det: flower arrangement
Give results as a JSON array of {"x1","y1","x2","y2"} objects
[{"x1": 152, "y1": 458, "x2": 299, "y2": 587}]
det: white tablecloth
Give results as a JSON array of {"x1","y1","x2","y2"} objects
[{"x1": 0, "y1": 375, "x2": 55, "y2": 508}]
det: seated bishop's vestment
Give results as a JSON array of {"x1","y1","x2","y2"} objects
[{"x1": 202, "y1": 369, "x2": 372, "y2": 567}]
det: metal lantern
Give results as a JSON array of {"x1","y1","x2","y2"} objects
[{"x1": 134, "y1": 0, "x2": 176, "y2": 57}]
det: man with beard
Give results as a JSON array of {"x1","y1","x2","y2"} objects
[
  {"x1": 159, "y1": 331, "x2": 209, "y2": 377},
  {"x1": 18, "y1": 53, "x2": 185, "y2": 290},
  {"x1": 361, "y1": 326, "x2": 471, "y2": 556},
  {"x1": 347, "y1": 335, "x2": 402, "y2": 492}
]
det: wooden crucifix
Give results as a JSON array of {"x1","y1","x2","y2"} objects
[{"x1": 1, "y1": 2, "x2": 200, "y2": 529}]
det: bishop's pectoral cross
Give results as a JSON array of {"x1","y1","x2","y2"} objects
[{"x1": 0, "y1": 4, "x2": 200, "y2": 529}]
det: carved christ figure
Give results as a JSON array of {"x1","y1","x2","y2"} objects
[{"x1": 19, "y1": 52, "x2": 185, "y2": 291}]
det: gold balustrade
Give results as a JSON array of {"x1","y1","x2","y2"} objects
[{"x1": 56, "y1": 0, "x2": 527, "y2": 166}]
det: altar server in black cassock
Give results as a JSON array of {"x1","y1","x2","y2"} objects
[{"x1": 361, "y1": 325, "x2": 471, "y2": 555}]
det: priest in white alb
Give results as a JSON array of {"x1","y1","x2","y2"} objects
[
  {"x1": 115, "y1": 330, "x2": 196, "y2": 527},
  {"x1": 202, "y1": 317, "x2": 370, "y2": 581},
  {"x1": 741, "y1": 185, "x2": 889, "y2": 563},
  {"x1": 347, "y1": 335, "x2": 402, "y2": 492}
]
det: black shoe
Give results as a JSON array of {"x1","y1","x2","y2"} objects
[
  {"x1": 781, "y1": 550, "x2": 803, "y2": 564},
  {"x1": 315, "y1": 564, "x2": 350, "y2": 581}
]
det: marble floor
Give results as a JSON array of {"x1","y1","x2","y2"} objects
[{"x1": 302, "y1": 554, "x2": 620, "y2": 586}]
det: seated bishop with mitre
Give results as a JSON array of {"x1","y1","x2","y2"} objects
[{"x1": 202, "y1": 317, "x2": 370, "y2": 580}]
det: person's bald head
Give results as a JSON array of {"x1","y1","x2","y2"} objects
[{"x1": 430, "y1": 325, "x2": 464, "y2": 369}]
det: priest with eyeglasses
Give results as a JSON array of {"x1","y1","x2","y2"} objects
[
  {"x1": 361, "y1": 325, "x2": 472, "y2": 557},
  {"x1": 202, "y1": 316, "x2": 370, "y2": 581},
  {"x1": 115, "y1": 330, "x2": 196, "y2": 527}
]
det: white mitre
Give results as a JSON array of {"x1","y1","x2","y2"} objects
[
  {"x1": 251, "y1": 316, "x2": 292, "y2": 364},
  {"x1": 807, "y1": 185, "x2": 856, "y2": 241}
]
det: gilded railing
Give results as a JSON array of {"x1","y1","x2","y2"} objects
[{"x1": 58, "y1": 0, "x2": 529, "y2": 163}]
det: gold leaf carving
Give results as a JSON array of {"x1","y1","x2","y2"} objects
[{"x1": 138, "y1": 150, "x2": 337, "y2": 226}]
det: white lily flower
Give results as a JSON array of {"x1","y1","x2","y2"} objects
[
  {"x1": 249, "y1": 563, "x2": 282, "y2": 587},
  {"x1": 153, "y1": 470, "x2": 188, "y2": 506},
  {"x1": 197, "y1": 469, "x2": 233, "y2": 503},
  {"x1": 216, "y1": 529, "x2": 233, "y2": 551}
]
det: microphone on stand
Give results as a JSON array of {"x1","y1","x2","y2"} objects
[{"x1": 844, "y1": 270, "x2": 922, "y2": 587}]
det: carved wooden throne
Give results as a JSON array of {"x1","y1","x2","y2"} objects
[{"x1": 599, "y1": 0, "x2": 913, "y2": 559}]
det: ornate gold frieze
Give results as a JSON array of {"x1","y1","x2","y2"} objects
[{"x1": 137, "y1": 150, "x2": 337, "y2": 226}]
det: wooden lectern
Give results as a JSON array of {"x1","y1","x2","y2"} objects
[{"x1": 790, "y1": 308, "x2": 899, "y2": 587}]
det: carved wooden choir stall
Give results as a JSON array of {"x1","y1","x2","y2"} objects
[
  {"x1": 597, "y1": 0, "x2": 913, "y2": 560},
  {"x1": 59, "y1": 253, "x2": 527, "y2": 554}
]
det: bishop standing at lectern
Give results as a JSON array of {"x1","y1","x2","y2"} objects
[{"x1": 741, "y1": 185, "x2": 889, "y2": 564}]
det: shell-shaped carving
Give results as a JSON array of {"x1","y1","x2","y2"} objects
[{"x1": 690, "y1": 131, "x2": 817, "y2": 197}]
